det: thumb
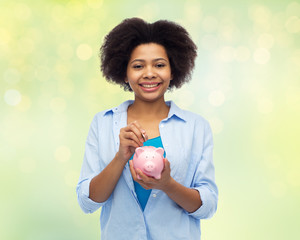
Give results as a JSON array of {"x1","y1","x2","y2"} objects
[{"x1": 164, "y1": 158, "x2": 170, "y2": 169}]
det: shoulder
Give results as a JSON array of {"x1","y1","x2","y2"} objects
[
  {"x1": 92, "y1": 100, "x2": 134, "y2": 123},
  {"x1": 169, "y1": 101, "x2": 210, "y2": 128}
]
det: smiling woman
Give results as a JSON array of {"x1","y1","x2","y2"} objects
[
  {"x1": 125, "y1": 43, "x2": 172, "y2": 103},
  {"x1": 76, "y1": 17, "x2": 218, "y2": 240}
]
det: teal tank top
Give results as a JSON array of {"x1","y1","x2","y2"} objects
[{"x1": 129, "y1": 136, "x2": 165, "y2": 211}]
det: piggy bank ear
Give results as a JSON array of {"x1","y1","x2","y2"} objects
[
  {"x1": 135, "y1": 147, "x2": 144, "y2": 156},
  {"x1": 155, "y1": 147, "x2": 164, "y2": 156}
]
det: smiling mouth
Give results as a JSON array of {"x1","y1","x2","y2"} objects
[{"x1": 139, "y1": 83, "x2": 161, "y2": 88}]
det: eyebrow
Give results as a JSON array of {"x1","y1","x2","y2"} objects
[{"x1": 129, "y1": 58, "x2": 168, "y2": 64}]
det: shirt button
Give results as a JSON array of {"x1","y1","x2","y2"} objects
[
  {"x1": 160, "y1": 124, "x2": 164, "y2": 128},
  {"x1": 152, "y1": 194, "x2": 157, "y2": 198}
]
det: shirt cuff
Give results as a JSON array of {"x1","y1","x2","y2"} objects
[
  {"x1": 187, "y1": 187, "x2": 217, "y2": 219},
  {"x1": 76, "y1": 178, "x2": 104, "y2": 214}
]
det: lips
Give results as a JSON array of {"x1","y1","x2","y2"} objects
[{"x1": 139, "y1": 82, "x2": 161, "y2": 88}]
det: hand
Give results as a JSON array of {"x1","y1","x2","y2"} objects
[
  {"x1": 117, "y1": 121, "x2": 148, "y2": 163},
  {"x1": 129, "y1": 158, "x2": 173, "y2": 191}
]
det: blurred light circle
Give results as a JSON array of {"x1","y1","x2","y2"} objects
[
  {"x1": 249, "y1": 5, "x2": 271, "y2": 25},
  {"x1": 286, "y1": 86, "x2": 300, "y2": 107},
  {"x1": 285, "y1": 16, "x2": 300, "y2": 33},
  {"x1": 257, "y1": 33, "x2": 274, "y2": 49},
  {"x1": 0, "y1": 28, "x2": 11, "y2": 45},
  {"x1": 177, "y1": 89, "x2": 195, "y2": 108},
  {"x1": 208, "y1": 90, "x2": 225, "y2": 107},
  {"x1": 286, "y1": 170, "x2": 300, "y2": 187},
  {"x1": 184, "y1": 1, "x2": 202, "y2": 22},
  {"x1": 17, "y1": 95, "x2": 31, "y2": 112},
  {"x1": 202, "y1": 16, "x2": 218, "y2": 32},
  {"x1": 219, "y1": 46, "x2": 235, "y2": 62},
  {"x1": 55, "y1": 146, "x2": 71, "y2": 162},
  {"x1": 50, "y1": 97, "x2": 66, "y2": 114},
  {"x1": 18, "y1": 37, "x2": 34, "y2": 54},
  {"x1": 286, "y1": 2, "x2": 300, "y2": 18},
  {"x1": 76, "y1": 44, "x2": 93, "y2": 61},
  {"x1": 87, "y1": 0, "x2": 104, "y2": 9},
  {"x1": 4, "y1": 89, "x2": 22, "y2": 106},
  {"x1": 219, "y1": 25, "x2": 239, "y2": 43},
  {"x1": 291, "y1": 49, "x2": 300, "y2": 67},
  {"x1": 257, "y1": 97, "x2": 273, "y2": 114},
  {"x1": 235, "y1": 46, "x2": 251, "y2": 62},
  {"x1": 3, "y1": 68, "x2": 20, "y2": 84},
  {"x1": 35, "y1": 66, "x2": 50, "y2": 82},
  {"x1": 253, "y1": 48, "x2": 270, "y2": 64},
  {"x1": 14, "y1": 3, "x2": 31, "y2": 20},
  {"x1": 201, "y1": 34, "x2": 218, "y2": 50}
]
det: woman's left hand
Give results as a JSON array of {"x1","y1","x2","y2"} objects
[{"x1": 129, "y1": 158, "x2": 173, "y2": 191}]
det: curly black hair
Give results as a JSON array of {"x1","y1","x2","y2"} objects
[{"x1": 100, "y1": 18, "x2": 197, "y2": 91}]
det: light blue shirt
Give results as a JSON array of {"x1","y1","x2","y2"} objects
[{"x1": 76, "y1": 100, "x2": 218, "y2": 240}]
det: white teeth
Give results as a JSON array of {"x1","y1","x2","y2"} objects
[{"x1": 141, "y1": 83, "x2": 159, "y2": 88}]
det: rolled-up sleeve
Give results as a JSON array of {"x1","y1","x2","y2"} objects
[
  {"x1": 76, "y1": 115, "x2": 107, "y2": 214},
  {"x1": 188, "y1": 121, "x2": 218, "y2": 219}
]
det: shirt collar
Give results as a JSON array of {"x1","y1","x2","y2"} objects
[
  {"x1": 104, "y1": 100, "x2": 186, "y2": 122},
  {"x1": 166, "y1": 101, "x2": 187, "y2": 122}
]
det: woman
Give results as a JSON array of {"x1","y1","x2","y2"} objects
[{"x1": 76, "y1": 18, "x2": 218, "y2": 240}]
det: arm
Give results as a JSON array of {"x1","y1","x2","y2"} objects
[
  {"x1": 162, "y1": 175, "x2": 202, "y2": 213},
  {"x1": 129, "y1": 158, "x2": 201, "y2": 213},
  {"x1": 89, "y1": 121, "x2": 147, "y2": 203}
]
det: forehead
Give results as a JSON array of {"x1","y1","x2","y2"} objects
[{"x1": 129, "y1": 43, "x2": 169, "y2": 60}]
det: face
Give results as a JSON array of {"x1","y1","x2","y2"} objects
[{"x1": 126, "y1": 43, "x2": 173, "y2": 103}]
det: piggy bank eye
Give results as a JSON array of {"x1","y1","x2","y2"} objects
[
  {"x1": 146, "y1": 156, "x2": 148, "y2": 158},
  {"x1": 152, "y1": 156, "x2": 154, "y2": 158}
]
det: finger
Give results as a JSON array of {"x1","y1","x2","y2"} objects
[
  {"x1": 122, "y1": 131, "x2": 143, "y2": 147},
  {"x1": 164, "y1": 158, "x2": 170, "y2": 169},
  {"x1": 126, "y1": 124, "x2": 144, "y2": 145},
  {"x1": 161, "y1": 158, "x2": 171, "y2": 175},
  {"x1": 129, "y1": 160, "x2": 138, "y2": 180},
  {"x1": 131, "y1": 121, "x2": 148, "y2": 142},
  {"x1": 136, "y1": 169, "x2": 153, "y2": 184},
  {"x1": 120, "y1": 137, "x2": 140, "y2": 149}
]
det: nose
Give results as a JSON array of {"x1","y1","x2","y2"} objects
[
  {"x1": 143, "y1": 66, "x2": 157, "y2": 79},
  {"x1": 144, "y1": 161, "x2": 155, "y2": 172}
]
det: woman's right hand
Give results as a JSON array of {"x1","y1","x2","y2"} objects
[{"x1": 116, "y1": 121, "x2": 148, "y2": 163}]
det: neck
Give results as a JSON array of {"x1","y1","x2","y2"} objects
[{"x1": 128, "y1": 98, "x2": 169, "y2": 117}]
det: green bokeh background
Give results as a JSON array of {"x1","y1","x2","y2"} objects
[{"x1": 1, "y1": 0, "x2": 300, "y2": 239}]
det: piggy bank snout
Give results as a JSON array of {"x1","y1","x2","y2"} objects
[{"x1": 143, "y1": 161, "x2": 155, "y2": 172}]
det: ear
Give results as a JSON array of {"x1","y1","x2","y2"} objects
[
  {"x1": 170, "y1": 74, "x2": 173, "y2": 81},
  {"x1": 155, "y1": 147, "x2": 164, "y2": 156},
  {"x1": 125, "y1": 77, "x2": 128, "y2": 83},
  {"x1": 135, "y1": 147, "x2": 144, "y2": 156}
]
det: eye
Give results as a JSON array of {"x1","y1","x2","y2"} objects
[
  {"x1": 133, "y1": 64, "x2": 143, "y2": 69},
  {"x1": 156, "y1": 63, "x2": 166, "y2": 68}
]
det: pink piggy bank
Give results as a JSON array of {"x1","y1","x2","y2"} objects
[{"x1": 132, "y1": 146, "x2": 164, "y2": 179}]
